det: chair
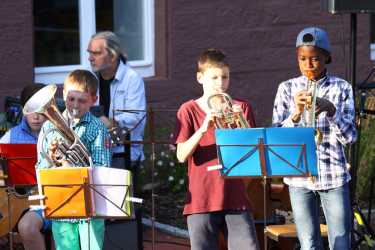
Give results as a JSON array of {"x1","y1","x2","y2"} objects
[{"x1": 265, "y1": 223, "x2": 328, "y2": 249}]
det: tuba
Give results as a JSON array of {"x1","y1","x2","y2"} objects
[
  {"x1": 23, "y1": 84, "x2": 93, "y2": 167},
  {"x1": 303, "y1": 71, "x2": 322, "y2": 144},
  {"x1": 207, "y1": 93, "x2": 249, "y2": 128}
]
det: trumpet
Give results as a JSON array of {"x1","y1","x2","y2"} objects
[
  {"x1": 207, "y1": 93, "x2": 249, "y2": 129},
  {"x1": 303, "y1": 71, "x2": 322, "y2": 144}
]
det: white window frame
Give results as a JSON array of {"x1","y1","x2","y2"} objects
[{"x1": 34, "y1": 0, "x2": 155, "y2": 84}]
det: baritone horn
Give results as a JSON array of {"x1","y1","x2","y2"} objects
[
  {"x1": 23, "y1": 84, "x2": 93, "y2": 167},
  {"x1": 207, "y1": 93, "x2": 249, "y2": 128}
]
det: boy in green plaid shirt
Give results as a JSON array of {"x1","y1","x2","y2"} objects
[{"x1": 36, "y1": 69, "x2": 111, "y2": 250}]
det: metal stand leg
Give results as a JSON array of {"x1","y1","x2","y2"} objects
[
  {"x1": 87, "y1": 219, "x2": 91, "y2": 250},
  {"x1": 263, "y1": 176, "x2": 268, "y2": 250},
  {"x1": 7, "y1": 188, "x2": 13, "y2": 250},
  {"x1": 151, "y1": 142, "x2": 156, "y2": 250}
]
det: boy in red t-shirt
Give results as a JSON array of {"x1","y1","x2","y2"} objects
[{"x1": 174, "y1": 48, "x2": 259, "y2": 250}]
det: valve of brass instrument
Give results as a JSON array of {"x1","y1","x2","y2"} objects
[
  {"x1": 304, "y1": 70, "x2": 315, "y2": 111},
  {"x1": 304, "y1": 70, "x2": 322, "y2": 145},
  {"x1": 207, "y1": 93, "x2": 249, "y2": 129}
]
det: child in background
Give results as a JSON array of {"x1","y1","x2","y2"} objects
[{"x1": 0, "y1": 83, "x2": 52, "y2": 250}]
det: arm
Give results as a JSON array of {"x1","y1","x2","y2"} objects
[
  {"x1": 176, "y1": 113, "x2": 214, "y2": 163},
  {"x1": 327, "y1": 83, "x2": 357, "y2": 145},
  {"x1": 35, "y1": 123, "x2": 51, "y2": 169},
  {"x1": 272, "y1": 81, "x2": 304, "y2": 127},
  {"x1": 114, "y1": 74, "x2": 146, "y2": 130},
  {"x1": 89, "y1": 123, "x2": 112, "y2": 167}
]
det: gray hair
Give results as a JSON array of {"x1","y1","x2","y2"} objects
[{"x1": 91, "y1": 31, "x2": 127, "y2": 63}]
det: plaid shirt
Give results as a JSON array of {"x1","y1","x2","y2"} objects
[
  {"x1": 272, "y1": 74, "x2": 357, "y2": 190},
  {"x1": 36, "y1": 111, "x2": 111, "y2": 169}
]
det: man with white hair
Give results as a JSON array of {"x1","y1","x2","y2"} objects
[{"x1": 87, "y1": 31, "x2": 146, "y2": 250}]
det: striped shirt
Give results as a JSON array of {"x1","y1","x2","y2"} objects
[{"x1": 272, "y1": 74, "x2": 357, "y2": 190}]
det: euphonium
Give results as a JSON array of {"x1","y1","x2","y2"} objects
[
  {"x1": 207, "y1": 93, "x2": 249, "y2": 128},
  {"x1": 303, "y1": 71, "x2": 322, "y2": 144},
  {"x1": 23, "y1": 84, "x2": 93, "y2": 167}
]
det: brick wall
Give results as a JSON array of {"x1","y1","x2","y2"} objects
[
  {"x1": 0, "y1": 1, "x2": 373, "y2": 126},
  {"x1": 146, "y1": 0, "x2": 374, "y2": 126},
  {"x1": 0, "y1": 0, "x2": 33, "y2": 110}
]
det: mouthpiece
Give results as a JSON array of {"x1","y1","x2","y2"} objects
[{"x1": 305, "y1": 71, "x2": 315, "y2": 81}]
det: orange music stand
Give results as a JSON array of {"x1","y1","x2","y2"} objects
[
  {"x1": 36, "y1": 167, "x2": 137, "y2": 219},
  {"x1": 38, "y1": 167, "x2": 91, "y2": 218}
]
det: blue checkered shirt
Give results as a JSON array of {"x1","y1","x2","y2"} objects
[
  {"x1": 272, "y1": 74, "x2": 357, "y2": 190},
  {"x1": 36, "y1": 111, "x2": 111, "y2": 169}
]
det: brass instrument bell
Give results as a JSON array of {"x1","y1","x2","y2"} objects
[
  {"x1": 23, "y1": 84, "x2": 93, "y2": 167},
  {"x1": 207, "y1": 93, "x2": 249, "y2": 129}
]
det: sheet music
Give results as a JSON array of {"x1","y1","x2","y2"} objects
[{"x1": 90, "y1": 167, "x2": 133, "y2": 217}]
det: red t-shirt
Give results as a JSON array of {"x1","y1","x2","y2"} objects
[{"x1": 174, "y1": 99, "x2": 256, "y2": 215}]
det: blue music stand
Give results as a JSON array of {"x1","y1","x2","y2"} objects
[
  {"x1": 215, "y1": 127, "x2": 318, "y2": 178},
  {"x1": 215, "y1": 127, "x2": 318, "y2": 248}
]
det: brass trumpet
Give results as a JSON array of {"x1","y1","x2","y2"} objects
[
  {"x1": 304, "y1": 71, "x2": 322, "y2": 144},
  {"x1": 207, "y1": 93, "x2": 249, "y2": 129}
]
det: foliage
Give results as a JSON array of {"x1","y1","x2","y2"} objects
[
  {"x1": 138, "y1": 125, "x2": 188, "y2": 228},
  {"x1": 140, "y1": 143, "x2": 187, "y2": 193},
  {"x1": 356, "y1": 115, "x2": 375, "y2": 205}
]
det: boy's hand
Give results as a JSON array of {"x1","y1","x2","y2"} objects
[
  {"x1": 48, "y1": 139, "x2": 63, "y2": 167},
  {"x1": 292, "y1": 90, "x2": 309, "y2": 122},
  {"x1": 232, "y1": 104, "x2": 243, "y2": 113},
  {"x1": 199, "y1": 112, "x2": 215, "y2": 134},
  {"x1": 316, "y1": 97, "x2": 336, "y2": 117},
  {"x1": 48, "y1": 139, "x2": 70, "y2": 167},
  {"x1": 100, "y1": 116, "x2": 117, "y2": 128},
  {"x1": 293, "y1": 91, "x2": 309, "y2": 114}
]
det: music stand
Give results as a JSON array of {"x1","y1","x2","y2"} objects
[
  {"x1": 0, "y1": 144, "x2": 37, "y2": 186},
  {"x1": 215, "y1": 127, "x2": 318, "y2": 248},
  {"x1": 35, "y1": 167, "x2": 140, "y2": 219},
  {"x1": 32, "y1": 167, "x2": 142, "y2": 250},
  {"x1": 0, "y1": 144, "x2": 37, "y2": 250}
]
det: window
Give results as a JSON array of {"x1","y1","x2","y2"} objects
[{"x1": 34, "y1": 0, "x2": 154, "y2": 83}]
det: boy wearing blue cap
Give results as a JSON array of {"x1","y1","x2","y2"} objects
[{"x1": 272, "y1": 27, "x2": 357, "y2": 249}]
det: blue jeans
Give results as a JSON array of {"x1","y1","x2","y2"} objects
[
  {"x1": 289, "y1": 184, "x2": 351, "y2": 250},
  {"x1": 187, "y1": 210, "x2": 259, "y2": 250}
]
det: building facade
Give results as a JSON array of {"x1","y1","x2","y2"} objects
[{"x1": 0, "y1": 0, "x2": 373, "y2": 125}]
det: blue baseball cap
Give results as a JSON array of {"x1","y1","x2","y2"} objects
[{"x1": 296, "y1": 27, "x2": 331, "y2": 54}]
